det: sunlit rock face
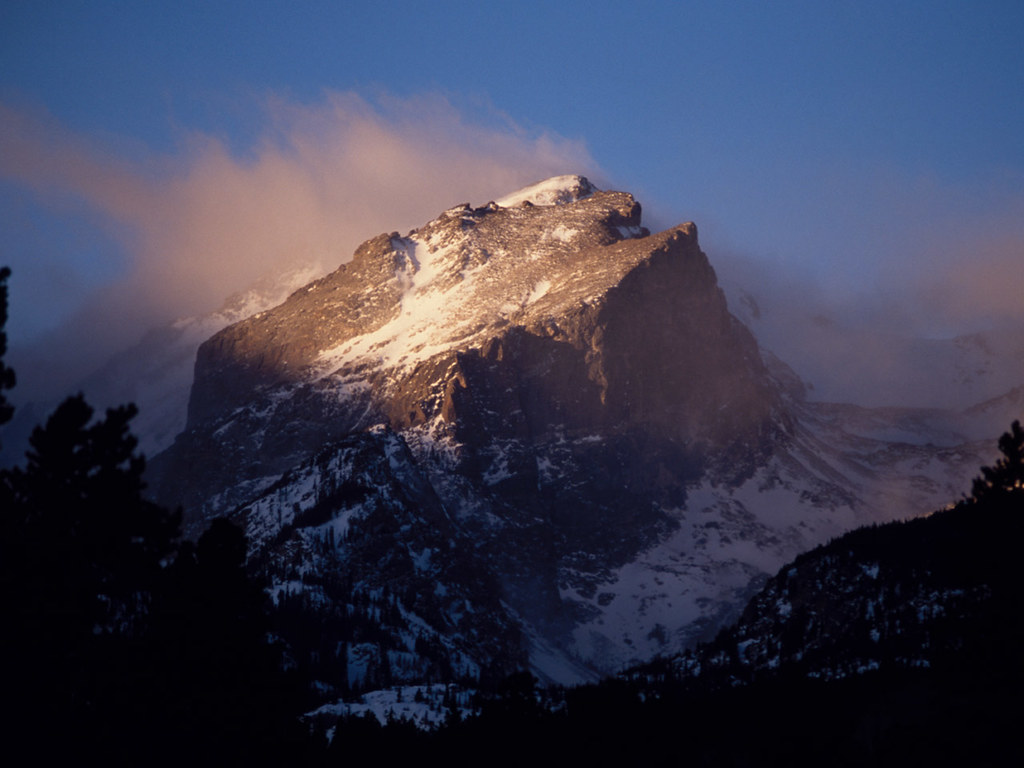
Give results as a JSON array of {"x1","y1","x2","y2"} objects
[
  {"x1": 166, "y1": 176, "x2": 781, "y2": 516},
  {"x1": 150, "y1": 176, "x2": 993, "y2": 691}
]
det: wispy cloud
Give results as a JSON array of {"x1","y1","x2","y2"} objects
[
  {"x1": 1, "y1": 91, "x2": 598, "y2": 398},
  {"x1": 914, "y1": 216, "x2": 1024, "y2": 335},
  {"x1": 715, "y1": 182, "x2": 1024, "y2": 408}
]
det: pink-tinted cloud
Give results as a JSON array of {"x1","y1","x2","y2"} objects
[
  {"x1": 711, "y1": 167, "x2": 1024, "y2": 409},
  {"x1": 1, "y1": 92, "x2": 599, "y2": 397},
  {"x1": 914, "y1": 219, "x2": 1024, "y2": 335}
]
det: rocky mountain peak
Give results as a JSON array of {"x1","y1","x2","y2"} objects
[
  {"x1": 148, "y1": 175, "x2": 992, "y2": 688},
  {"x1": 186, "y1": 179, "x2": 648, "y2": 425},
  {"x1": 168, "y1": 177, "x2": 778, "y2": 514},
  {"x1": 493, "y1": 174, "x2": 598, "y2": 207}
]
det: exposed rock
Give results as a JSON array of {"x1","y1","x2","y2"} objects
[
  {"x1": 160, "y1": 178, "x2": 780, "y2": 519},
  {"x1": 149, "y1": 175, "x2": 997, "y2": 689}
]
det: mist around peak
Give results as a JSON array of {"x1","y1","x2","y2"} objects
[{"x1": 0, "y1": 93, "x2": 599, "y2": 406}]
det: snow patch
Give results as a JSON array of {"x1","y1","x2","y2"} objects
[
  {"x1": 617, "y1": 225, "x2": 647, "y2": 239},
  {"x1": 546, "y1": 225, "x2": 579, "y2": 243},
  {"x1": 526, "y1": 280, "x2": 552, "y2": 305},
  {"x1": 495, "y1": 175, "x2": 597, "y2": 207},
  {"x1": 311, "y1": 684, "x2": 474, "y2": 732}
]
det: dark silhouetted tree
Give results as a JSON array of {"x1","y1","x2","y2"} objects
[
  {"x1": 137, "y1": 518, "x2": 312, "y2": 765},
  {"x1": 971, "y1": 420, "x2": 1024, "y2": 503},
  {"x1": 0, "y1": 272, "x2": 315, "y2": 764},
  {"x1": 0, "y1": 400, "x2": 313, "y2": 764},
  {"x1": 0, "y1": 394, "x2": 181, "y2": 760},
  {"x1": 0, "y1": 266, "x2": 14, "y2": 432}
]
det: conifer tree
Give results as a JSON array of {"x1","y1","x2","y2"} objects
[
  {"x1": 0, "y1": 267, "x2": 14, "y2": 432},
  {"x1": 971, "y1": 420, "x2": 1024, "y2": 502},
  {"x1": 0, "y1": 272, "x2": 314, "y2": 763},
  {"x1": 0, "y1": 394, "x2": 181, "y2": 760}
]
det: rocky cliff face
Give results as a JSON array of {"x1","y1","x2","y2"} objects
[
  {"x1": 150, "y1": 176, "x2": 995, "y2": 693},
  {"x1": 160, "y1": 176, "x2": 782, "y2": 518}
]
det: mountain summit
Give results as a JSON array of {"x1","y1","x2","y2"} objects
[
  {"x1": 151, "y1": 176, "x2": 992, "y2": 689},
  {"x1": 165, "y1": 175, "x2": 780, "y2": 514}
]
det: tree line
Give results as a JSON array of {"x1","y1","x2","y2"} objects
[{"x1": 0, "y1": 268, "x2": 318, "y2": 764}]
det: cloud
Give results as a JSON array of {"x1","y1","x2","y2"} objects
[
  {"x1": 913, "y1": 217, "x2": 1024, "y2": 335},
  {"x1": 5, "y1": 91, "x2": 1022, "y2": 414},
  {"x1": 0, "y1": 91, "x2": 598, "y2": 399},
  {"x1": 713, "y1": 187, "x2": 1024, "y2": 409}
]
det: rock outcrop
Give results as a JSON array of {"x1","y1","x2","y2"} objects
[
  {"x1": 149, "y1": 175, "x2": 994, "y2": 692},
  {"x1": 160, "y1": 177, "x2": 782, "y2": 519}
]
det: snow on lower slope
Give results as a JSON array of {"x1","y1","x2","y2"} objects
[
  {"x1": 557, "y1": 400, "x2": 996, "y2": 671},
  {"x1": 310, "y1": 684, "x2": 476, "y2": 732},
  {"x1": 564, "y1": 466, "x2": 854, "y2": 669},
  {"x1": 251, "y1": 389, "x2": 997, "y2": 691}
]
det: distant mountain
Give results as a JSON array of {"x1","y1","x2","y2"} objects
[
  {"x1": 144, "y1": 176, "x2": 1013, "y2": 698},
  {"x1": 0, "y1": 263, "x2": 321, "y2": 465},
  {"x1": 726, "y1": 279, "x2": 1024, "y2": 411}
]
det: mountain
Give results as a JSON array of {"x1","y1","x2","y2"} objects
[
  {"x1": 306, "y1": 427, "x2": 1024, "y2": 767},
  {"x1": 149, "y1": 175, "x2": 1008, "y2": 694},
  {"x1": 575, "y1": 429, "x2": 1024, "y2": 766},
  {"x1": 158, "y1": 175, "x2": 781, "y2": 513}
]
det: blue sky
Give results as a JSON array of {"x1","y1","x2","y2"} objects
[{"x1": 2, "y1": 1, "x2": 1023, "y2": 398}]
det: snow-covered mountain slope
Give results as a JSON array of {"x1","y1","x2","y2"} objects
[
  {"x1": 518, "y1": 381, "x2": 997, "y2": 670},
  {"x1": 150, "y1": 175, "x2": 1012, "y2": 692},
  {"x1": 660, "y1": 467, "x2": 1024, "y2": 687},
  {"x1": 243, "y1": 426, "x2": 527, "y2": 694}
]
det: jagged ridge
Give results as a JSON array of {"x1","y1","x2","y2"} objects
[{"x1": 149, "y1": 175, "x2": 999, "y2": 692}]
